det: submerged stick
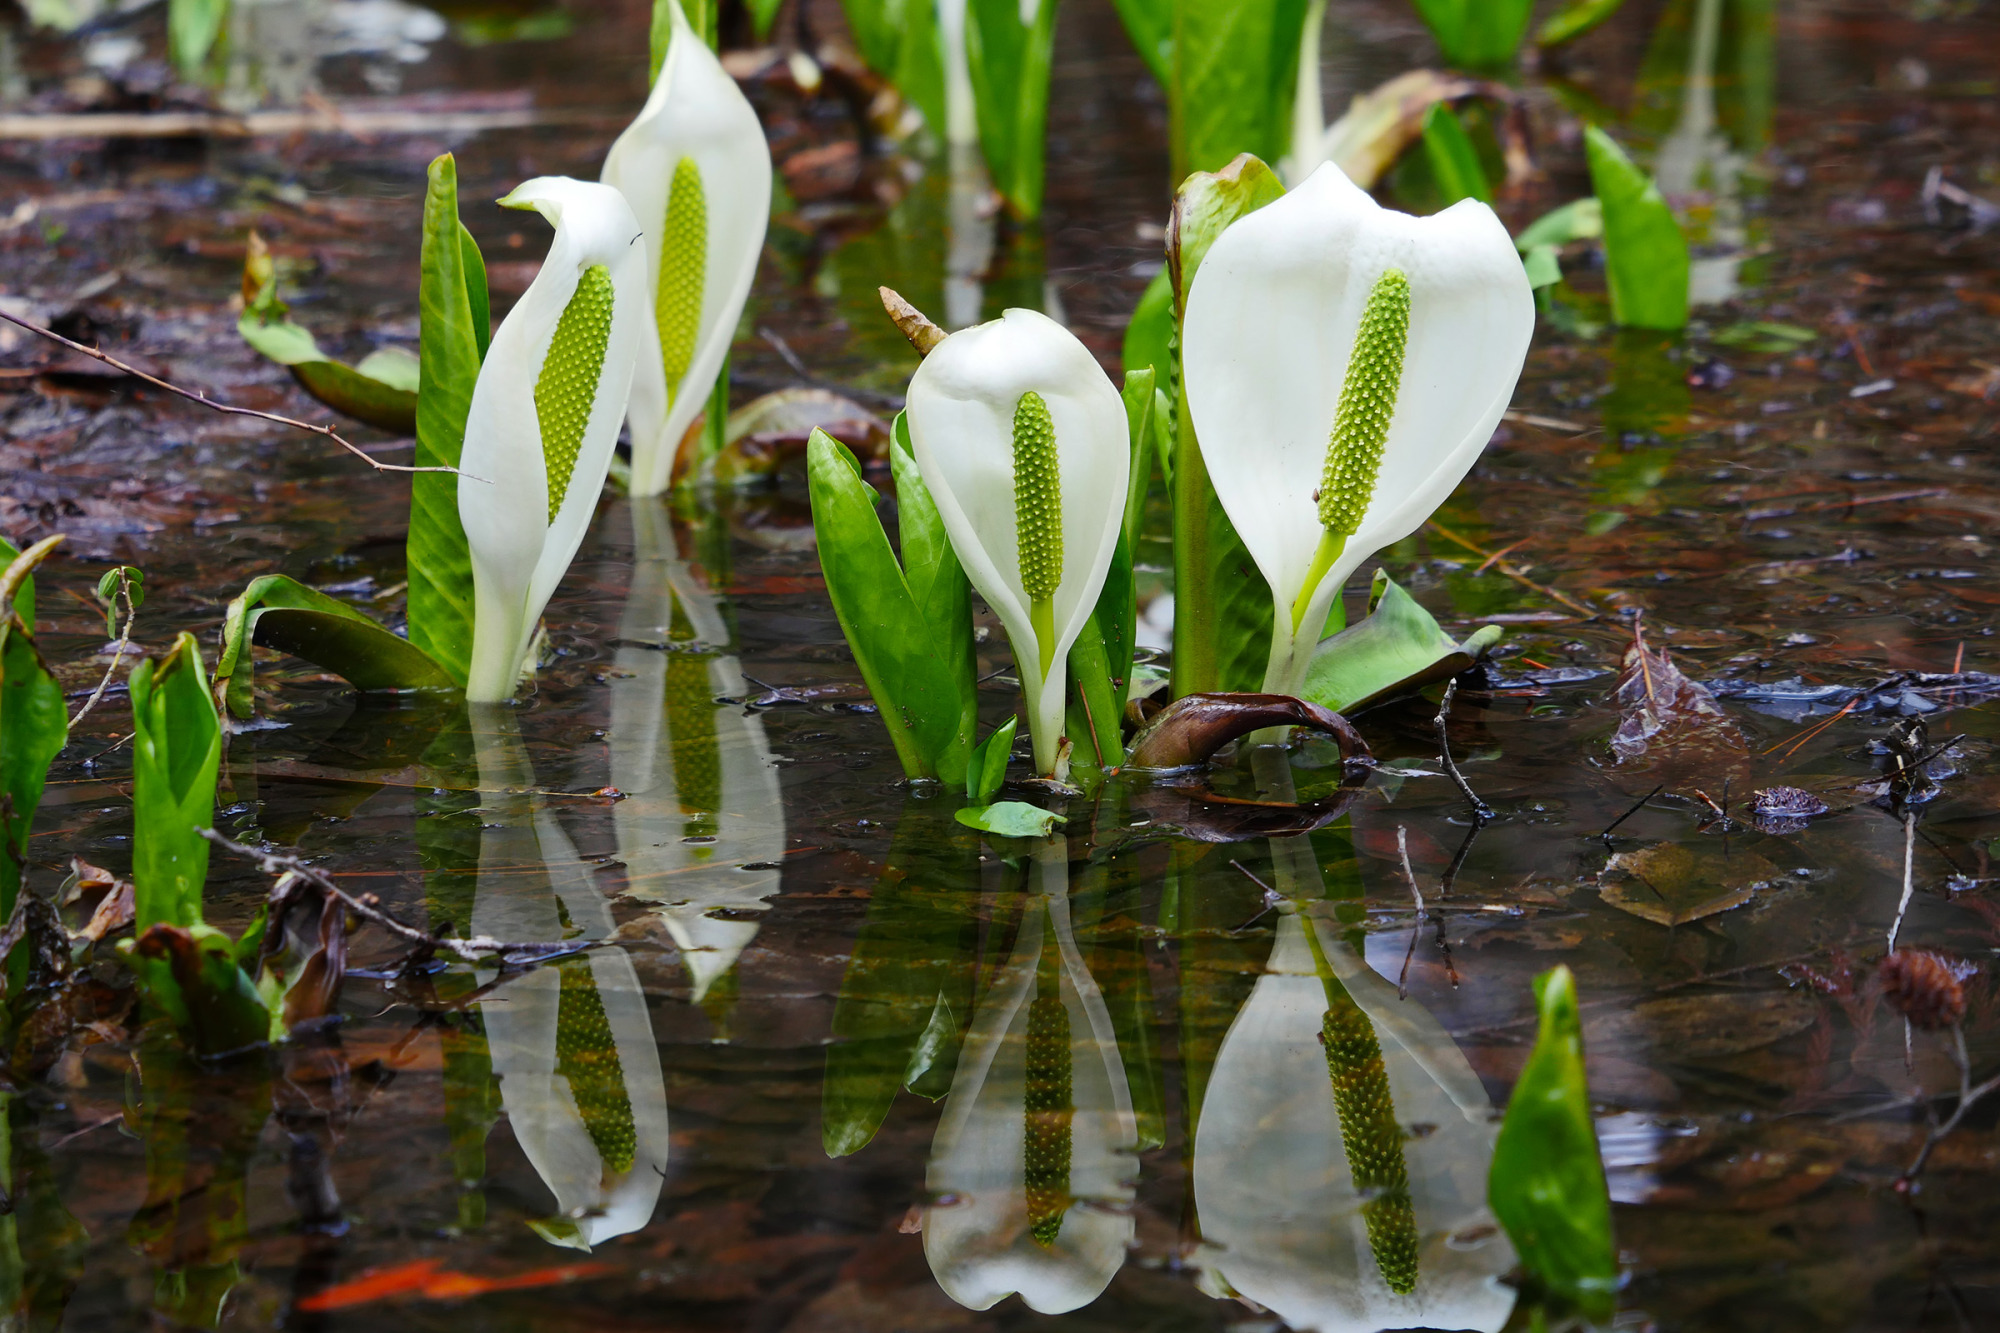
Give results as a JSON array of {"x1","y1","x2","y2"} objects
[
  {"x1": 1888, "y1": 811, "x2": 1917, "y2": 953},
  {"x1": 0, "y1": 308, "x2": 475, "y2": 479},
  {"x1": 1395, "y1": 826, "x2": 1423, "y2": 999},
  {"x1": 1433, "y1": 680, "x2": 1491, "y2": 823}
]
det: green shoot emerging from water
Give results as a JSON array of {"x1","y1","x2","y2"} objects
[
  {"x1": 535, "y1": 263, "x2": 615, "y2": 522},
  {"x1": 1292, "y1": 268, "x2": 1411, "y2": 633},
  {"x1": 1013, "y1": 390, "x2": 1062, "y2": 676},
  {"x1": 657, "y1": 156, "x2": 707, "y2": 404}
]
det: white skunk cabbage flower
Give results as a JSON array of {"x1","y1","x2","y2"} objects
[
  {"x1": 609, "y1": 498, "x2": 783, "y2": 1001},
  {"x1": 469, "y1": 707, "x2": 670, "y2": 1251},
  {"x1": 602, "y1": 0, "x2": 772, "y2": 497},
  {"x1": 460, "y1": 176, "x2": 646, "y2": 703},
  {"x1": 923, "y1": 845, "x2": 1138, "y2": 1313},
  {"x1": 1192, "y1": 908, "x2": 1517, "y2": 1331},
  {"x1": 906, "y1": 308, "x2": 1129, "y2": 776},
  {"x1": 1181, "y1": 162, "x2": 1534, "y2": 698}
]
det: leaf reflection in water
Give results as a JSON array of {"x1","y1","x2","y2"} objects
[
  {"x1": 465, "y1": 707, "x2": 670, "y2": 1252},
  {"x1": 1192, "y1": 899, "x2": 1516, "y2": 1332},
  {"x1": 922, "y1": 842, "x2": 1139, "y2": 1314},
  {"x1": 610, "y1": 498, "x2": 785, "y2": 1001}
]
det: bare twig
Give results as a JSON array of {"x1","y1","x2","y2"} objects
[
  {"x1": 1600, "y1": 782, "x2": 1664, "y2": 842},
  {"x1": 70, "y1": 570, "x2": 139, "y2": 727},
  {"x1": 1396, "y1": 826, "x2": 1424, "y2": 998},
  {"x1": 199, "y1": 828, "x2": 577, "y2": 967},
  {"x1": 1889, "y1": 811, "x2": 1917, "y2": 953},
  {"x1": 0, "y1": 308, "x2": 478, "y2": 480},
  {"x1": 1434, "y1": 680, "x2": 1492, "y2": 823},
  {"x1": 1900, "y1": 1023, "x2": 2000, "y2": 1186}
]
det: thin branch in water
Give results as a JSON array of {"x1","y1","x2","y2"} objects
[
  {"x1": 1600, "y1": 782, "x2": 1664, "y2": 842},
  {"x1": 1900, "y1": 1023, "x2": 2000, "y2": 1187},
  {"x1": 1889, "y1": 810, "x2": 1918, "y2": 953},
  {"x1": 1438, "y1": 818, "x2": 1479, "y2": 899},
  {"x1": 1434, "y1": 680, "x2": 1492, "y2": 823},
  {"x1": 69, "y1": 573, "x2": 140, "y2": 727},
  {"x1": 0, "y1": 307, "x2": 479, "y2": 481},
  {"x1": 1396, "y1": 825, "x2": 1424, "y2": 998}
]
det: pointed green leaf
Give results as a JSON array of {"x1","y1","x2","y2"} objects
[
  {"x1": 1301, "y1": 569, "x2": 1499, "y2": 714},
  {"x1": 169, "y1": 0, "x2": 228, "y2": 77},
  {"x1": 128, "y1": 923, "x2": 270, "y2": 1057},
  {"x1": 409, "y1": 154, "x2": 487, "y2": 689},
  {"x1": 0, "y1": 612, "x2": 64, "y2": 913},
  {"x1": 1489, "y1": 965, "x2": 1619, "y2": 1318},
  {"x1": 967, "y1": 0, "x2": 1059, "y2": 220},
  {"x1": 966, "y1": 717, "x2": 1017, "y2": 806},
  {"x1": 1585, "y1": 124, "x2": 1690, "y2": 331},
  {"x1": 1411, "y1": 0, "x2": 1534, "y2": 70},
  {"x1": 1121, "y1": 269, "x2": 1174, "y2": 387},
  {"x1": 1420, "y1": 101, "x2": 1492, "y2": 205},
  {"x1": 1170, "y1": 0, "x2": 1312, "y2": 181},
  {"x1": 1110, "y1": 0, "x2": 1172, "y2": 87},
  {"x1": 1537, "y1": 0, "x2": 1629, "y2": 49},
  {"x1": 128, "y1": 635, "x2": 221, "y2": 933},
  {"x1": 214, "y1": 574, "x2": 455, "y2": 720},
  {"x1": 889, "y1": 414, "x2": 976, "y2": 724},
  {"x1": 808, "y1": 429, "x2": 974, "y2": 783}
]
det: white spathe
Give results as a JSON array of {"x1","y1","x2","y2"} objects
[
  {"x1": 459, "y1": 176, "x2": 646, "y2": 703},
  {"x1": 923, "y1": 846, "x2": 1138, "y2": 1313},
  {"x1": 602, "y1": 0, "x2": 772, "y2": 497},
  {"x1": 1181, "y1": 162, "x2": 1534, "y2": 697},
  {"x1": 906, "y1": 308, "x2": 1129, "y2": 775},
  {"x1": 1192, "y1": 909, "x2": 1517, "y2": 1333},
  {"x1": 468, "y1": 707, "x2": 670, "y2": 1250},
  {"x1": 609, "y1": 498, "x2": 784, "y2": 1001}
]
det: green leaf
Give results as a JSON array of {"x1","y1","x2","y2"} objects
[
  {"x1": 1119, "y1": 366, "x2": 1157, "y2": 551},
  {"x1": 0, "y1": 609, "x2": 65, "y2": 914},
  {"x1": 128, "y1": 634, "x2": 221, "y2": 934},
  {"x1": 1585, "y1": 125, "x2": 1690, "y2": 332},
  {"x1": 1488, "y1": 965, "x2": 1619, "y2": 1319},
  {"x1": 237, "y1": 301, "x2": 422, "y2": 433},
  {"x1": 168, "y1": 0, "x2": 228, "y2": 77},
  {"x1": 1410, "y1": 0, "x2": 1534, "y2": 70},
  {"x1": 1111, "y1": 0, "x2": 1172, "y2": 86},
  {"x1": 837, "y1": 0, "x2": 946, "y2": 137},
  {"x1": 966, "y1": 717, "x2": 1016, "y2": 805},
  {"x1": 409, "y1": 154, "x2": 488, "y2": 689},
  {"x1": 0, "y1": 533, "x2": 35, "y2": 628},
  {"x1": 1515, "y1": 197, "x2": 1604, "y2": 252},
  {"x1": 745, "y1": 0, "x2": 783, "y2": 38},
  {"x1": 967, "y1": 0, "x2": 1059, "y2": 220},
  {"x1": 954, "y1": 800, "x2": 1065, "y2": 838},
  {"x1": 1300, "y1": 569, "x2": 1500, "y2": 714},
  {"x1": 1121, "y1": 269, "x2": 1174, "y2": 385},
  {"x1": 1420, "y1": 101, "x2": 1492, "y2": 205},
  {"x1": 653, "y1": 0, "x2": 718, "y2": 76},
  {"x1": 213, "y1": 574, "x2": 455, "y2": 720},
  {"x1": 808, "y1": 429, "x2": 975, "y2": 783},
  {"x1": 1170, "y1": 0, "x2": 1313, "y2": 181},
  {"x1": 889, "y1": 415, "x2": 975, "y2": 716},
  {"x1": 127, "y1": 923, "x2": 270, "y2": 1057},
  {"x1": 1168, "y1": 155, "x2": 1286, "y2": 696},
  {"x1": 1537, "y1": 0, "x2": 1629, "y2": 49},
  {"x1": 1713, "y1": 320, "x2": 1816, "y2": 353},
  {"x1": 822, "y1": 804, "x2": 981, "y2": 1156},
  {"x1": 1065, "y1": 613, "x2": 1125, "y2": 771}
]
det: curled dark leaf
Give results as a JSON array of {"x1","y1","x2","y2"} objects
[{"x1": 1126, "y1": 692, "x2": 1370, "y2": 771}]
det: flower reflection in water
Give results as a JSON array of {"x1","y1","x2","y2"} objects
[
  {"x1": 922, "y1": 843, "x2": 1139, "y2": 1314},
  {"x1": 1193, "y1": 900, "x2": 1516, "y2": 1332},
  {"x1": 608, "y1": 497, "x2": 785, "y2": 1002},
  {"x1": 466, "y1": 708, "x2": 670, "y2": 1251}
]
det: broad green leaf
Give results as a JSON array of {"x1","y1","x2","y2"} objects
[
  {"x1": 409, "y1": 154, "x2": 488, "y2": 689},
  {"x1": 954, "y1": 800, "x2": 1065, "y2": 838},
  {"x1": 213, "y1": 574, "x2": 455, "y2": 720},
  {"x1": 1522, "y1": 245, "x2": 1563, "y2": 290},
  {"x1": 746, "y1": 0, "x2": 784, "y2": 38},
  {"x1": 1537, "y1": 0, "x2": 1628, "y2": 48},
  {"x1": 1118, "y1": 366, "x2": 1157, "y2": 551},
  {"x1": 1488, "y1": 965, "x2": 1619, "y2": 1319},
  {"x1": 1585, "y1": 125, "x2": 1689, "y2": 332},
  {"x1": 128, "y1": 634, "x2": 221, "y2": 934},
  {"x1": 237, "y1": 308, "x2": 422, "y2": 433},
  {"x1": 1170, "y1": 0, "x2": 1313, "y2": 181},
  {"x1": 1121, "y1": 269, "x2": 1174, "y2": 385},
  {"x1": 1065, "y1": 613, "x2": 1125, "y2": 771},
  {"x1": 1410, "y1": 0, "x2": 1534, "y2": 70},
  {"x1": 127, "y1": 923, "x2": 270, "y2": 1057},
  {"x1": 168, "y1": 0, "x2": 227, "y2": 77},
  {"x1": 1111, "y1": 0, "x2": 1172, "y2": 87},
  {"x1": 1301, "y1": 569, "x2": 1501, "y2": 714},
  {"x1": 889, "y1": 415, "x2": 975, "y2": 720},
  {"x1": 823, "y1": 804, "x2": 980, "y2": 1156},
  {"x1": 966, "y1": 717, "x2": 1016, "y2": 805},
  {"x1": 838, "y1": 0, "x2": 946, "y2": 137},
  {"x1": 1168, "y1": 155, "x2": 1285, "y2": 696},
  {"x1": 967, "y1": 0, "x2": 1058, "y2": 220},
  {"x1": 1420, "y1": 101, "x2": 1491, "y2": 205},
  {"x1": 1515, "y1": 197, "x2": 1603, "y2": 252},
  {"x1": 0, "y1": 598, "x2": 65, "y2": 916},
  {"x1": 808, "y1": 430, "x2": 974, "y2": 783}
]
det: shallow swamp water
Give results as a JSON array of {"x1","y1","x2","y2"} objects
[{"x1": 3, "y1": 0, "x2": 2000, "y2": 1329}]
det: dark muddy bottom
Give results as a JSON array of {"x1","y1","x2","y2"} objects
[{"x1": 3, "y1": 1, "x2": 2000, "y2": 1330}]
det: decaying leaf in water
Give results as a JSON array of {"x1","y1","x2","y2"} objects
[
  {"x1": 1133, "y1": 781, "x2": 1366, "y2": 843},
  {"x1": 1587, "y1": 991, "x2": 1818, "y2": 1063},
  {"x1": 675, "y1": 387, "x2": 891, "y2": 487},
  {"x1": 1126, "y1": 692, "x2": 1369, "y2": 770},
  {"x1": 1599, "y1": 842, "x2": 1782, "y2": 926},
  {"x1": 1611, "y1": 623, "x2": 1747, "y2": 787}
]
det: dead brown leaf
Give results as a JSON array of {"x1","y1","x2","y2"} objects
[{"x1": 1599, "y1": 842, "x2": 1783, "y2": 926}]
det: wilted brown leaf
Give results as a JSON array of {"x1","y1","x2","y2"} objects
[{"x1": 1599, "y1": 842, "x2": 1783, "y2": 926}]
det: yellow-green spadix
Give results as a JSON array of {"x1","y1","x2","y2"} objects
[
  {"x1": 905, "y1": 308, "x2": 1129, "y2": 777},
  {"x1": 458, "y1": 176, "x2": 647, "y2": 703},
  {"x1": 1181, "y1": 162, "x2": 1534, "y2": 699},
  {"x1": 601, "y1": 0, "x2": 772, "y2": 497}
]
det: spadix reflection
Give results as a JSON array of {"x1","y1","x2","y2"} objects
[
  {"x1": 465, "y1": 707, "x2": 670, "y2": 1251},
  {"x1": 609, "y1": 498, "x2": 784, "y2": 1002},
  {"x1": 922, "y1": 843, "x2": 1139, "y2": 1315},
  {"x1": 1192, "y1": 903, "x2": 1516, "y2": 1333}
]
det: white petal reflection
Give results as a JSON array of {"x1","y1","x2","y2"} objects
[
  {"x1": 1193, "y1": 909, "x2": 1516, "y2": 1333},
  {"x1": 923, "y1": 845, "x2": 1138, "y2": 1314},
  {"x1": 467, "y1": 706, "x2": 669, "y2": 1252},
  {"x1": 609, "y1": 499, "x2": 785, "y2": 1001}
]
